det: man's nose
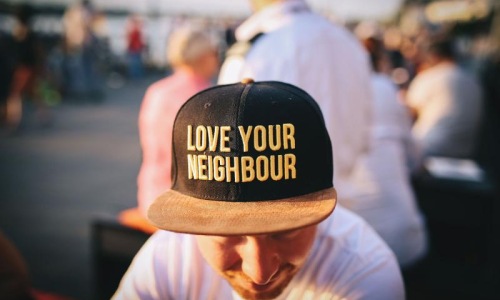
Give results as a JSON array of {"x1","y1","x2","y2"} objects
[{"x1": 240, "y1": 237, "x2": 280, "y2": 285}]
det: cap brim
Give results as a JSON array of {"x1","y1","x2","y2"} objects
[{"x1": 147, "y1": 187, "x2": 337, "y2": 236}]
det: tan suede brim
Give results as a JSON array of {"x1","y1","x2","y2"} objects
[{"x1": 147, "y1": 187, "x2": 337, "y2": 236}]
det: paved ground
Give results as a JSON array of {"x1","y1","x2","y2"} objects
[{"x1": 0, "y1": 75, "x2": 162, "y2": 299}]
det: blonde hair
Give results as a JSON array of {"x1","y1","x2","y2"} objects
[{"x1": 166, "y1": 26, "x2": 218, "y2": 68}]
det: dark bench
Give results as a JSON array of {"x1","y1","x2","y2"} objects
[
  {"x1": 406, "y1": 172, "x2": 499, "y2": 300},
  {"x1": 91, "y1": 218, "x2": 151, "y2": 300}
]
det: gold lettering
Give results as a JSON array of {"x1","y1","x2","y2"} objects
[
  {"x1": 283, "y1": 123, "x2": 295, "y2": 149},
  {"x1": 269, "y1": 125, "x2": 281, "y2": 151},
  {"x1": 195, "y1": 126, "x2": 207, "y2": 151},
  {"x1": 214, "y1": 156, "x2": 225, "y2": 181},
  {"x1": 270, "y1": 155, "x2": 283, "y2": 180},
  {"x1": 187, "y1": 125, "x2": 196, "y2": 151},
  {"x1": 241, "y1": 156, "x2": 255, "y2": 182},
  {"x1": 225, "y1": 157, "x2": 240, "y2": 182},
  {"x1": 188, "y1": 152, "x2": 296, "y2": 182},
  {"x1": 238, "y1": 126, "x2": 253, "y2": 152},
  {"x1": 220, "y1": 126, "x2": 231, "y2": 152},
  {"x1": 187, "y1": 154, "x2": 198, "y2": 179},
  {"x1": 197, "y1": 155, "x2": 208, "y2": 180},
  {"x1": 284, "y1": 154, "x2": 296, "y2": 179},
  {"x1": 208, "y1": 126, "x2": 219, "y2": 151},
  {"x1": 254, "y1": 125, "x2": 267, "y2": 152},
  {"x1": 207, "y1": 155, "x2": 213, "y2": 180},
  {"x1": 256, "y1": 156, "x2": 269, "y2": 181}
]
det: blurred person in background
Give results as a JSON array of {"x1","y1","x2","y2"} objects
[
  {"x1": 3, "y1": 5, "x2": 50, "y2": 133},
  {"x1": 0, "y1": 231, "x2": 72, "y2": 300},
  {"x1": 405, "y1": 36, "x2": 483, "y2": 159},
  {"x1": 0, "y1": 32, "x2": 14, "y2": 127},
  {"x1": 382, "y1": 27, "x2": 416, "y2": 91},
  {"x1": 218, "y1": 0, "x2": 373, "y2": 209},
  {"x1": 0, "y1": 231, "x2": 32, "y2": 300},
  {"x1": 63, "y1": 0, "x2": 93, "y2": 54},
  {"x1": 118, "y1": 26, "x2": 220, "y2": 233},
  {"x1": 62, "y1": 0, "x2": 103, "y2": 99},
  {"x1": 476, "y1": 49, "x2": 500, "y2": 177},
  {"x1": 346, "y1": 34, "x2": 428, "y2": 268},
  {"x1": 126, "y1": 15, "x2": 145, "y2": 79}
]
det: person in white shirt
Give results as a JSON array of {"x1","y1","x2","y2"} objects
[
  {"x1": 406, "y1": 37, "x2": 483, "y2": 159},
  {"x1": 343, "y1": 36, "x2": 428, "y2": 267},
  {"x1": 218, "y1": 0, "x2": 373, "y2": 203},
  {"x1": 113, "y1": 80, "x2": 404, "y2": 300}
]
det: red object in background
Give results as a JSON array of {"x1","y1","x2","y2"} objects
[
  {"x1": 32, "y1": 289, "x2": 74, "y2": 300},
  {"x1": 127, "y1": 22, "x2": 143, "y2": 54},
  {"x1": 118, "y1": 208, "x2": 158, "y2": 235}
]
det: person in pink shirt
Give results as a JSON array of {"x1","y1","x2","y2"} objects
[{"x1": 119, "y1": 27, "x2": 219, "y2": 233}]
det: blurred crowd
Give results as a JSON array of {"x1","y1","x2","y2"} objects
[
  {"x1": 0, "y1": 1, "x2": 234, "y2": 134},
  {"x1": 1, "y1": 0, "x2": 499, "y2": 298},
  {"x1": 0, "y1": 1, "x2": 497, "y2": 151}
]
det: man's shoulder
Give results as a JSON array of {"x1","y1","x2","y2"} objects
[
  {"x1": 297, "y1": 206, "x2": 404, "y2": 299},
  {"x1": 144, "y1": 73, "x2": 208, "y2": 106},
  {"x1": 316, "y1": 206, "x2": 399, "y2": 277},
  {"x1": 253, "y1": 15, "x2": 367, "y2": 64},
  {"x1": 146, "y1": 75, "x2": 180, "y2": 95},
  {"x1": 415, "y1": 63, "x2": 459, "y2": 84},
  {"x1": 269, "y1": 14, "x2": 356, "y2": 43},
  {"x1": 149, "y1": 230, "x2": 193, "y2": 244},
  {"x1": 322, "y1": 206, "x2": 394, "y2": 256}
]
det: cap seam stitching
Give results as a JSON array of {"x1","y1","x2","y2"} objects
[{"x1": 235, "y1": 83, "x2": 253, "y2": 200}]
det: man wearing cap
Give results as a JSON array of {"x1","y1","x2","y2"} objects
[
  {"x1": 218, "y1": 0, "x2": 373, "y2": 204},
  {"x1": 113, "y1": 80, "x2": 404, "y2": 300}
]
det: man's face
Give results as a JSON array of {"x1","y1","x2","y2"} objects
[{"x1": 195, "y1": 225, "x2": 317, "y2": 300}]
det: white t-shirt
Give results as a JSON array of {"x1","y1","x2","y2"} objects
[
  {"x1": 113, "y1": 206, "x2": 405, "y2": 300},
  {"x1": 406, "y1": 62, "x2": 483, "y2": 158},
  {"x1": 218, "y1": 0, "x2": 373, "y2": 202},
  {"x1": 341, "y1": 74, "x2": 428, "y2": 267}
]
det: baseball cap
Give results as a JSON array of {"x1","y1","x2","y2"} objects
[{"x1": 148, "y1": 79, "x2": 337, "y2": 235}]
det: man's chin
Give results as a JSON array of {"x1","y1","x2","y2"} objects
[
  {"x1": 232, "y1": 283, "x2": 288, "y2": 300},
  {"x1": 226, "y1": 266, "x2": 297, "y2": 300}
]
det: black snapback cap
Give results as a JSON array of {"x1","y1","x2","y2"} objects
[{"x1": 148, "y1": 79, "x2": 336, "y2": 235}]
